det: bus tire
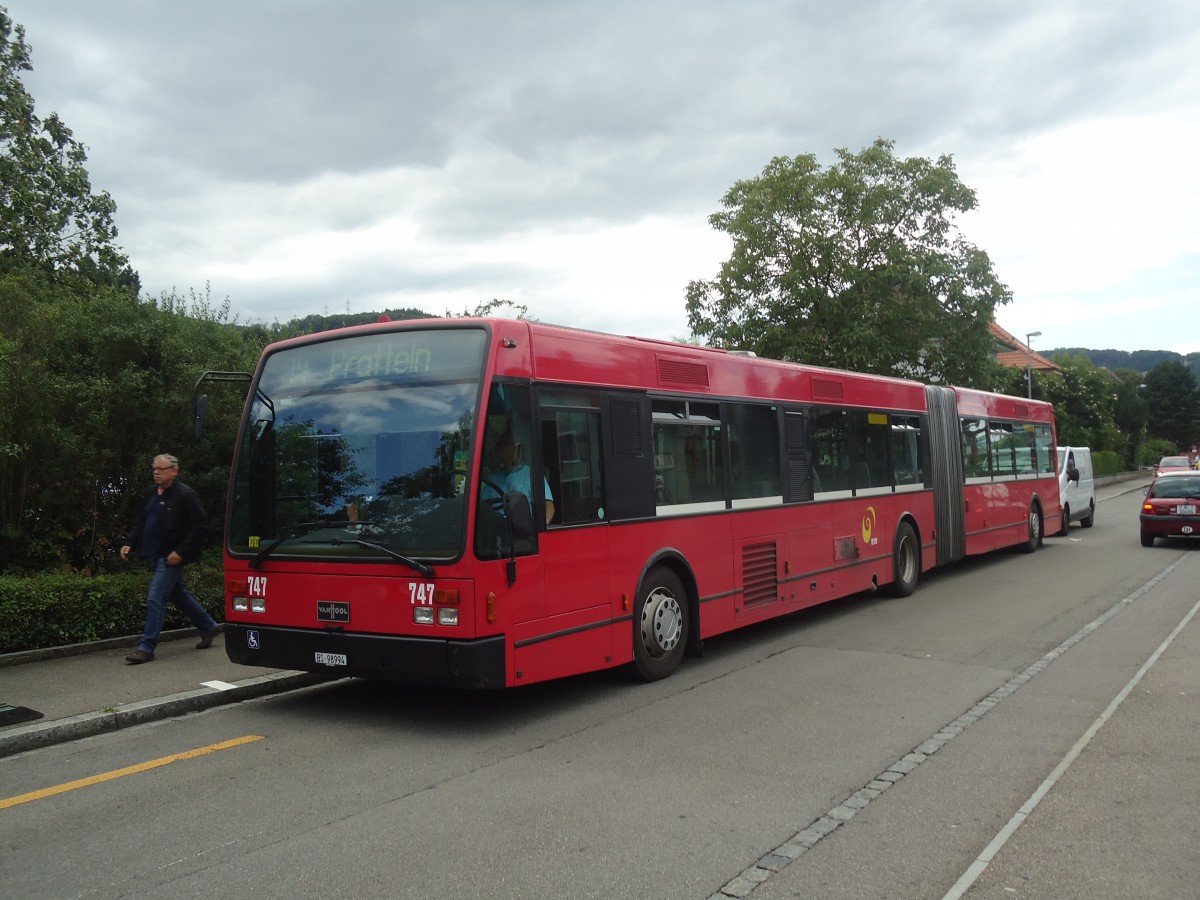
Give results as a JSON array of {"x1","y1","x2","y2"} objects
[
  {"x1": 632, "y1": 567, "x2": 689, "y2": 682},
  {"x1": 890, "y1": 521, "x2": 920, "y2": 597},
  {"x1": 1060, "y1": 504, "x2": 1071, "y2": 535},
  {"x1": 1019, "y1": 502, "x2": 1043, "y2": 553}
]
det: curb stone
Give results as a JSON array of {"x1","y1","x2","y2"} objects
[{"x1": 0, "y1": 670, "x2": 334, "y2": 759}]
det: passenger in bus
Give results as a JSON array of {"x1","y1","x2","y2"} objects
[{"x1": 484, "y1": 430, "x2": 555, "y2": 525}]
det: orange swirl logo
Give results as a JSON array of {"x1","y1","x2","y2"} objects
[{"x1": 861, "y1": 506, "x2": 877, "y2": 545}]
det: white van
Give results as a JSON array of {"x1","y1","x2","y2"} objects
[{"x1": 1057, "y1": 446, "x2": 1095, "y2": 533}]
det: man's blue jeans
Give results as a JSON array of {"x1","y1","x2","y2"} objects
[{"x1": 137, "y1": 559, "x2": 219, "y2": 654}]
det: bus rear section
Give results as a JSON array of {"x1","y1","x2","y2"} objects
[{"x1": 954, "y1": 387, "x2": 1059, "y2": 556}]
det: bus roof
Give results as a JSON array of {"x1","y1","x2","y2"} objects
[{"x1": 259, "y1": 316, "x2": 1054, "y2": 418}]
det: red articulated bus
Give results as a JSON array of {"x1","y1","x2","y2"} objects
[{"x1": 205, "y1": 317, "x2": 1060, "y2": 688}]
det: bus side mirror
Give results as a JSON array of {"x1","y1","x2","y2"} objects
[
  {"x1": 504, "y1": 492, "x2": 534, "y2": 540},
  {"x1": 191, "y1": 370, "x2": 254, "y2": 442},
  {"x1": 193, "y1": 394, "x2": 209, "y2": 441}
]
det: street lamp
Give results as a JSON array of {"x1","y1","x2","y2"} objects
[{"x1": 1026, "y1": 331, "x2": 1042, "y2": 399}]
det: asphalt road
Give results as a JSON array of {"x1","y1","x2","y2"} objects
[{"x1": 2, "y1": 485, "x2": 1197, "y2": 899}]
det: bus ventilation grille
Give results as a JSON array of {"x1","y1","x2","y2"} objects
[
  {"x1": 610, "y1": 398, "x2": 645, "y2": 456},
  {"x1": 811, "y1": 378, "x2": 844, "y2": 402},
  {"x1": 657, "y1": 357, "x2": 710, "y2": 387},
  {"x1": 741, "y1": 542, "x2": 779, "y2": 606}
]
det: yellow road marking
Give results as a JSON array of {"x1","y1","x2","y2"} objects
[{"x1": 0, "y1": 734, "x2": 264, "y2": 810}]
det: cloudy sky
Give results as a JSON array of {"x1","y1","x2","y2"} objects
[{"x1": 7, "y1": 0, "x2": 1199, "y2": 354}]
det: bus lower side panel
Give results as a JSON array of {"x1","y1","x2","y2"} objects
[{"x1": 224, "y1": 623, "x2": 506, "y2": 689}]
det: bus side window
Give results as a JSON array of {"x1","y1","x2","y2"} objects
[
  {"x1": 891, "y1": 415, "x2": 921, "y2": 486},
  {"x1": 811, "y1": 408, "x2": 850, "y2": 492},
  {"x1": 474, "y1": 383, "x2": 541, "y2": 558},
  {"x1": 728, "y1": 403, "x2": 781, "y2": 501},
  {"x1": 546, "y1": 409, "x2": 605, "y2": 525},
  {"x1": 540, "y1": 420, "x2": 562, "y2": 526},
  {"x1": 961, "y1": 417, "x2": 988, "y2": 478}
]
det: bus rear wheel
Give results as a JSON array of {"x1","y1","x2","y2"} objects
[
  {"x1": 890, "y1": 522, "x2": 919, "y2": 597},
  {"x1": 632, "y1": 567, "x2": 689, "y2": 682}
]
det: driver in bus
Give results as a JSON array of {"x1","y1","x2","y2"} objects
[{"x1": 484, "y1": 429, "x2": 555, "y2": 525}]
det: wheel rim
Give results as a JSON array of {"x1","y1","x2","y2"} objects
[
  {"x1": 1030, "y1": 509, "x2": 1041, "y2": 544},
  {"x1": 898, "y1": 534, "x2": 917, "y2": 584},
  {"x1": 640, "y1": 588, "x2": 683, "y2": 659}
]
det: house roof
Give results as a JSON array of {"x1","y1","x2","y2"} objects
[{"x1": 989, "y1": 322, "x2": 1061, "y2": 372}]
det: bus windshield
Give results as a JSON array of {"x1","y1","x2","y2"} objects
[{"x1": 227, "y1": 327, "x2": 488, "y2": 563}]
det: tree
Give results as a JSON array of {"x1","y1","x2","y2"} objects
[
  {"x1": 1143, "y1": 360, "x2": 1200, "y2": 450},
  {"x1": 1112, "y1": 369, "x2": 1150, "y2": 468},
  {"x1": 1038, "y1": 353, "x2": 1120, "y2": 451},
  {"x1": 0, "y1": 274, "x2": 262, "y2": 571},
  {"x1": 446, "y1": 298, "x2": 532, "y2": 320},
  {"x1": 0, "y1": 9, "x2": 133, "y2": 284},
  {"x1": 685, "y1": 139, "x2": 1010, "y2": 386}
]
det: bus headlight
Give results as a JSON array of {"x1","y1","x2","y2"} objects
[
  {"x1": 233, "y1": 596, "x2": 249, "y2": 612},
  {"x1": 437, "y1": 608, "x2": 459, "y2": 626},
  {"x1": 414, "y1": 607, "x2": 435, "y2": 625},
  {"x1": 250, "y1": 597, "x2": 266, "y2": 613}
]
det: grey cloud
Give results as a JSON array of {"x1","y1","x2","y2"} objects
[{"x1": 7, "y1": 0, "x2": 1199, "y2": 346}]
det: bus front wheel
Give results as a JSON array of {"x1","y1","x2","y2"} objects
[
  {"x1": 890, "y1": 522, "x2": 920, "y2": 597},
  {"x1": 632, "y1": 567, "x2": 689, "y2": 682},
  {"x1": 1019, "y1": 503, "x2": 1043, "y2": 553}
]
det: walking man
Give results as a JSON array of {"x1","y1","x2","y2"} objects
[{"x1": 120, "y1": 454, "x2": 221, "y2": 664}]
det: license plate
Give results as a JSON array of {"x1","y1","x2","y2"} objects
[
  {"x1": 1179, "y1": 504, "x2": 1196, "y2": 515},
  {"x1": 314, "y1": 652, "x2": 348, "y2": 667}
]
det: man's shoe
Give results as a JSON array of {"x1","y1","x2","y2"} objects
[
  {"x1": 196, "y1": 624, "x2": 223, "y2": 650},
  {"x1": 125, "y1": 649, "x2": 154, "y2": 665}
]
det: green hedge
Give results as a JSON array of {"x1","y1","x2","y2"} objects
[
  {"x1": 0, "y1": 563, "x2": 224, "y2": 655},
  {"x1": 1092, "y1": 450, "x2": 1121, "y2": 477}
]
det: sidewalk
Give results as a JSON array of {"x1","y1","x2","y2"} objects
[{"x1": 0, "y1": 629, "x2": 332, "y2": 758}]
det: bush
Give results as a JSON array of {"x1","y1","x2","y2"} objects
[
  {"x1": 0, "y1": 561, "x2": 224, "y2": 654},
  {"x1": 1141, "y1": 438, "x2": 1178, "y2": 467},
  {"x1": 1092, "y1": 450, "x2": 1121, "y2": 477}
]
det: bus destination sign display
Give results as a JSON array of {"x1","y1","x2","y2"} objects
[{"x1": 274, "y1": 329, "x2": 487, "y2": 388}]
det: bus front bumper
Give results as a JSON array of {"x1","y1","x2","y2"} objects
[{"x1": 224, "y1": 623, "x2": 507, "y2": 689}]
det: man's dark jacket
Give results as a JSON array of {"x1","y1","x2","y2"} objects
[{"x1": 124, "y1": 480, "x2": 207, "y2": 565}]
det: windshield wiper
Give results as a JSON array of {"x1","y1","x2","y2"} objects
[
  {"x1": 323, "y1": 538, "x2": 435, "y2": 578},
  {"x1": 250, "y1": 520, "x2": 437, "y2": 577},
  {"x1": 248, "y1": 518, "x2": 354, "y2": 570}
]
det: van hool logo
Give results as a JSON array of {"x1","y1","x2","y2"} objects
[
  {"x1": 861, "y1": 506, "x2": 877, "y2": 546},
  {"x1": 317, "y1": 601, "x2": 350, "y2": 623}
]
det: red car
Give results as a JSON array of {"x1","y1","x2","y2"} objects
[
  {"x1": 1154, "y1": 455, "x2": 1193, "y2": 477},
  {"x1": 1140, "y1": 470, "x2": 1200, "y2": 546}
]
